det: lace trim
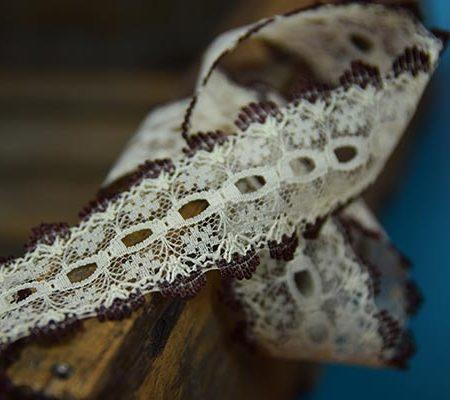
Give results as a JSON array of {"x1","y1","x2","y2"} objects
[
  {"x1": 227, "y1": 202, "x2": 421, "y2": 368},
  {"x1": 0, "y1": 3, "x2": 443, "y2": 359}
]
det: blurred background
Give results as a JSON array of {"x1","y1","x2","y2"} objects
[{"x1": 0, "y1": 0, "x2": 448, "y2": 399}]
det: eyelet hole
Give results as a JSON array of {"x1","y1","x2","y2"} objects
[
  {"x1": 67, "y1": 263, "x2": 97, "y2": 283},
  {"x1": 334, "y1": 145, "x2": 357, "y2": 163},
  {"x1": 294, "y1": 270, "x2": 314, "y2": 297},
  {"x1": 178, "y1": 199, "x2": 210, "y2": 220},
  {"x1": 349, "y1": 33, "x2": 373, "y2": 53},
  {"x1": 289, "y1": 157, "x2": 315, "y2": 176},
  {"x1": 13, "y1": 287, "x2": 36, "y2": 303},
  {"x1": 122, "y1": 229, "x2": 153, "y2": 247},
  {"x1": 235, "y1": 175, "x2": 266, "y2": 194}
]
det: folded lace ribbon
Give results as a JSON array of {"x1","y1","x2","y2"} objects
[{"x1": 0, "y1": 2, "x2": 445, "y2": 368}]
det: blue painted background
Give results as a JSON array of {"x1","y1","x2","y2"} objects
[{"x1": 306, "y1": 2, "x2": 450, "y2": 399}]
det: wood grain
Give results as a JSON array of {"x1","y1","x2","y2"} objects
[{"x1": 5, "y1": 182, "x2": 315, "y2": 399}]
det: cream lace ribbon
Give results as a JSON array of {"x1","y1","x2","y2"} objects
[{"x1": 0, "y1": 2, "x2": 444, "y2": 367}]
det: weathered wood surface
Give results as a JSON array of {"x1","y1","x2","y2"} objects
[
  {"x1": 7, "y1": 275, "x2": 316, "y2": 399},
  {"x1": 1, "y1": 0, "x2": 422, "y2": 399}
]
